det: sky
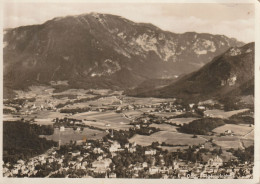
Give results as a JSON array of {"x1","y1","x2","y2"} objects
[{"x1": 3, "y1": 2, "x2": 255, "y2": 43}]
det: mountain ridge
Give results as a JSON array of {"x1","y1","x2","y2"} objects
[
  {"x1": 3, "y1": 12, "x2": 244, "y2": 94},
  {"x1": 128, "y1": 42, "x2": 254, "y2": 102}
]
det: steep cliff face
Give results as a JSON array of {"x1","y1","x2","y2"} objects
[
  {"x1": 3, "y1": 13, "x2": 243, "y2": 90},
  {"x1": 130, "y1": 42, "x2": 254, "y2": 102}
]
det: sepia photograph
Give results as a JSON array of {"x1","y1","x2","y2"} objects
[{"x1": 1, "y1": 0, "x2": 259, "y2": 183}]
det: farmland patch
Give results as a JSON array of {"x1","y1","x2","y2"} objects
[
  {"x1": 213, "y1": 124, "x2": 253, "y2": 136},
  {"x1": 204, "y1": 109, "x2": 250, "y2": 119},
  {"x1": 149, "y1": 123, "x2": 178, "y2": 132},
  {"x1": 41, "y1": 128, "x2": 106, "y2": 145},
  {"x1": 129, "y1": 131, "x2": 206, "y2": 147}
]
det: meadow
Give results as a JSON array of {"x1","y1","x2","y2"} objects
[
  {"x1": 41, "y1": 128, "x2": 107, "y2": 145},
  {"x1": 129, "y1": 131, "x2": 206, "y2": 147},
  {"x1": 122, "y1": 97, "x2": 175, "y2": 106},
  {"x1": 212, "y1": 124, "x2": 253, "y2": 136},
  {"x1": 204, "y1": 109, "x2": 250, "y2": 119},
  {"x1": 243, "y1": 129, "x2": 254, "y2": 140},
  {"x1": 71, "y1": 111, "x2": 133, "y2": 130},
  {"x1": 122, "y1": 110, "x2": 143, "y2": 119},
  {"x1": 241, "y1": 139, "x2": 254, "y2": 147},
  {"x1": 154, "y1": 112, "x2": 183, "y2": 117},
  {"x1": 149, "y1": 123, "x2": 178, "y2": 132},
  {"x1": 71, "y1": 111, "x2": 130, "y2": 123},
  {"x1": 83, "y1": 120, "x2": 133, "y2": 131},
  {"x1": 214, "y1": 140, "x2": 242, "y2": 149},
  {"x1": 212, "y1": 136, "x2": 242, "y2": 149}
]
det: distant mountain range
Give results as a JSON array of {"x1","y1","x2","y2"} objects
[
  {"x1": 128, "y1": 42, "x2": 254, "y2": 102},
  {"x1": 4, "y1": 12, "x2": 244, "y2": 94}
]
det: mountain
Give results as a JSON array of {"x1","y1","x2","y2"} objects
[
  {"x1": 131, "y1": 42, "x2": 254, "y2": 102},
  {"x1": 3, "y1": 12, "x2": 244, "y2": 93}
]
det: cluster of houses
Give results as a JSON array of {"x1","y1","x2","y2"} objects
[
  {"x1": 3, "y1": 148, "x2": 60, "y2": 177},
  {"x1": 1, "y1": 140, "x2": 133, "y2": 178},
  {"x1": 3, "y1": 137, "x2": 253, "y2": 178}
]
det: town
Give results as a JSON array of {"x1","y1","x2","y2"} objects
[
  {"x1": 2, "y1": 128, "x2": 254, "y2": 178},
  {"x1": 3, "y1": 87, "x2": 254, "y2": 178}
]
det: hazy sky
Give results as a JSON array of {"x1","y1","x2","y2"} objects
[{"x1": 3, "y1": 2, "x2": 255, "y2": 43}]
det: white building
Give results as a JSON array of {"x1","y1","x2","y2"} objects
[
  {"x1": 207, "y1": 155, "x2": 223, "y2": 168},
  {"x1": 109, "y1": 172, "x2": 117, "y2": 178},
  {"x1": 145, "y1": 149, "x2": 157, "y2": 155},
  {"x1": 60, "y1": 126, "x2": 65, "y2": 131},
  {"x1": 129, "y1": 147, "x2": 136, "y2": 153},
  {"x1": 38, "y1": 155, "x2": 45, "y2": 161},
  {"x1": 17, "y1": 160, "x2": 25, "y2": 165},
  {"x1": 198, "y1": 106, "x2": 206, "y2": 110},
  {"x1": 93, "y1": 148, "x2": 103, "y2": 154},
  {"x1": 109, "y1": 141, "x2": 121, "y2": 152},
  {"x1": 142, "y1": 162, "x2": 148, "y2": 168},
  {"x1": 71, "y1": 150, "x2": 81, "y2": 157},
  {"x1": 149, "y1": 166, "x2": 160, "y2": 175}
]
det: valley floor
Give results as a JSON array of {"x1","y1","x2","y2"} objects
[{"x1": 3, "y1": 85, "x2": 254, "y2": 178}]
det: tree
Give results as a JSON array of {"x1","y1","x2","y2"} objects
[
  {"x1": 151, "y1": 142, "x2": 159, "y2": 149},
  {"x1": 218, "y1": 147, "x2": 223, "y2": 155}
]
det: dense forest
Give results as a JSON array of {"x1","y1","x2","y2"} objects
[
  {"x1": 178, "y1": 118, "x2": 225, "y2": 135},
  {"x1": 3, "y1": 121, "x2": 57, "y2": 163},
  {"x1": 225, "y1": 112, "x2": 254, "y2": 125},
  {"x1": 227, "y1": 145, "x2": 254, "y2": 162},
  {"x1": 4, "y1": 97, "x2": 36, "y2": 106},
  {"x1": 60, "y1": 107, "x2": 91, "y2": 114}
]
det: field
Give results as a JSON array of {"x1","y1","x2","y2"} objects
[
  {"x1": 212, "y1": 124, "x2": 254, "y2": 149},
  {"x1": 138, "y1": 108, "x2": 157, "y2": 113},
  {"x1": 241, "y1": 139, "x2": 254, "y2": 148},
  {"x1": 15, "y1": 85, "x2": 54, "y2": 98},
  {"x1": 3, "y1": 115, "x2": 21, "y2": 122},
  {"x1": 7, "y1": 85, "x2": 255, "y2": 153},
  {"x1": 29, "y1": 110, "x2": 67, "y2": 119},
  {"x1": 64, "y1": 96, "x2": 121, "y2": 109},
  {"x1": 122, "y1": 97, "x2": 175, "y2": 106},
  {"x1": 83, "y1": 120, "x2": 132, "y2": 131},
  {"x1": 213, "y1": 136, "x2": 240, "y2": 141},
  {"x1": 55, "y1": 88, "x2": 91, "y2": 95},
  {"x1": 89, "y1": 89, "x2": 113, "y2": 95},
  {"x1": 204, "y1": 109, "x2": 250, "y2": 119},
  {"x1": 4, "y1": 111, "x2": 68, "y2": 125},
  {"x1": 213, "y1": 124, "x2": 253, "y2": 136},
  {"x1": 154, "y1": 112, "x2": 183, "y2": 117},
  {"x1": 87, "y1": 96, "x2": 121, "y2": 106},
  {"x1": 149, "y1": 123, "x2": 178, "y2": 132},
  {"x1": 168, "y1": 118, "x2": 198, "y2": 125},
  {"x1": 41, "y1": 128, "x2": 107, "y2": 145},
  {"x1": 214, "y1": 140, "x2": 242, "y2": 149},
  {"x1": 243, "y1": 129, "x2": 254, "y2": 140},
  {"x1": 71, "y1": 111, "x2": 133, "y2": 130},
  {"x1": 27, "y1": 111, "x2": 68, "y2": 124},
  {"x1": 71, "y1": 111, "x2": 130, "y2": 123},
  {"x1": 212, "y1": 136, "x2": 243, "y2": 149},
  {"x1": 129, "y1": 131, "x2": 206, "y2": 147},
  {"x1": 122, "y1": 110, "x2": 143, "y2": 119}
]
